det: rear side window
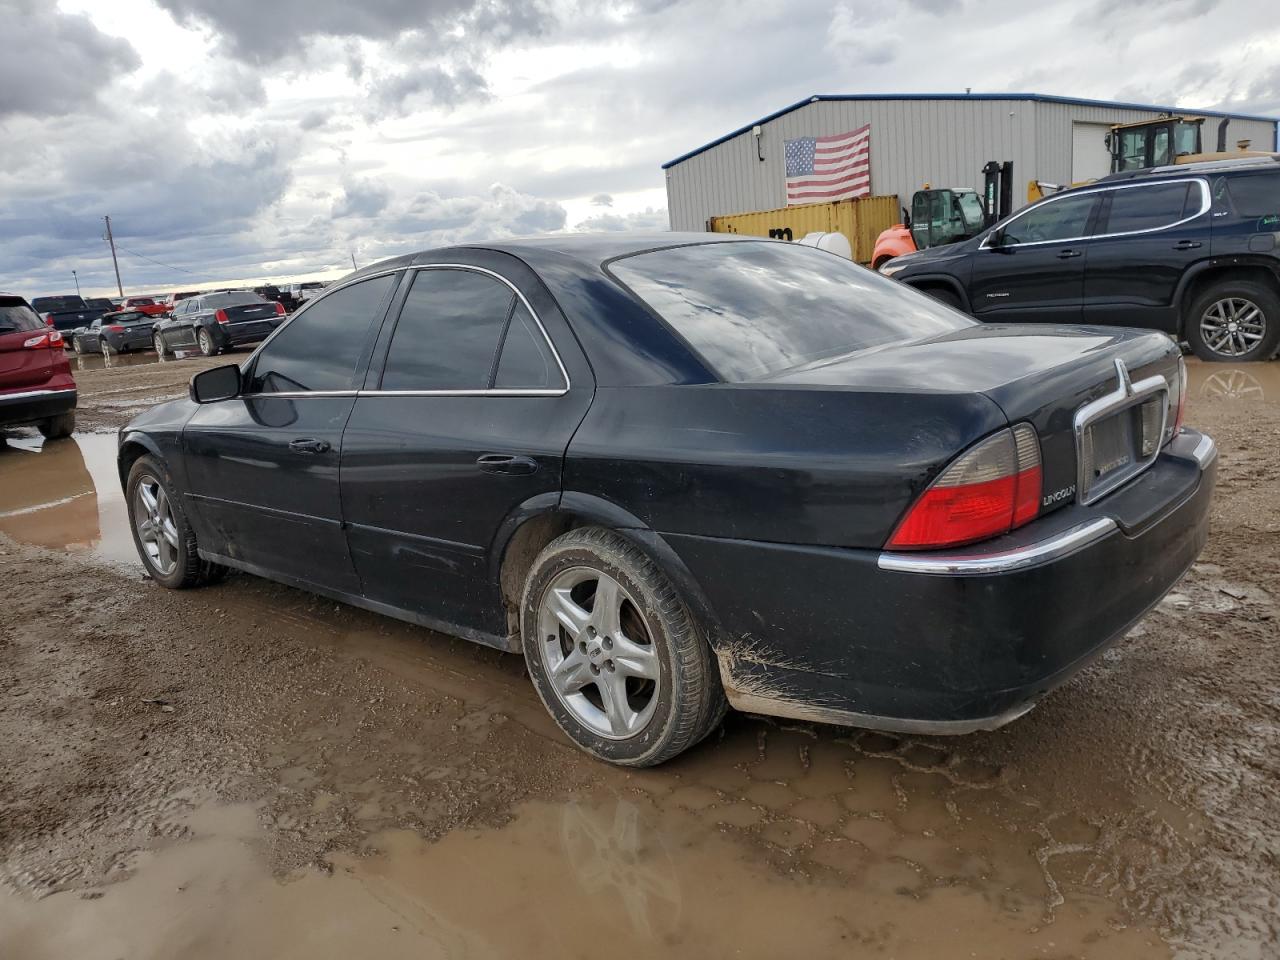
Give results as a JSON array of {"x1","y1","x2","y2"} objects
[
  {"x1": 1224, "y1": 173, "x2": 1280, "y2": 219},
  {"x1": 381, "y1": 269, "x2": 515, "y2": 391},
  {"x1": 248, "y1": 274, "x2": 395, "y2": 393},
  {"x1": 494, "y1": 304, "x2": 562, "y2": 389},
  {"x1": 1104, "y1": 182, "x2": 1195, "y2": 234},
  {"x1": 611, "y1": 241, "x2": 973, "y2": 382},
  {"x1": 0, "y1": 301, "x2": 44, "y2": 334}
]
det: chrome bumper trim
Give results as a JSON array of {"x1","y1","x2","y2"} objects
[
  {"x1": 878, "y1": 517, "x2": 1118, "y2": 576},
  {"x1": 1189, "y1": 432, "x2": 1217, "y2": 469},
  {"x1": 0, "y1": 387, "x2": 77, "y2": 402}
]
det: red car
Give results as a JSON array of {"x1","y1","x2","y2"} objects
[
  {"x1": 118, "y1": 296, "x2": 169, "y2": 317},
  {"x1": 0, "y1": 293, "x2": 76, "y2": 438}
]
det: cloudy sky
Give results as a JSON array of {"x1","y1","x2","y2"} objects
[{"x1": 1, "y1": 0, "x2": 1277, "y2": 297}]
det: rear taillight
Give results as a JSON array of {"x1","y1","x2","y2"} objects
[
  {"x1": 106, "y1": 324, "x2": 125, "y2": 332},
  {"x1": 215, "y1": 309, "x2": 229, "y2": 323},
  {"x1": 888, "y1": 424, "x2": 1042, "y2": 551},
  {"x1": 274, "y1": 301, "x2": 286, "y2": 316},
  {"x1": 22, "y1": 330, "x2": 61, "y2": 349},
  {"x1": 1173, "y1": 356, "x2": 1187, "y2": 434},
  {"x1": 43, "y1": 313, "x2": 54, "y2": 326}
]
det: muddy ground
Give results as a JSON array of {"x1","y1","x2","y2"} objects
[{"x1": 0, "y1": 352, "x2": 1277, "y2": 959}]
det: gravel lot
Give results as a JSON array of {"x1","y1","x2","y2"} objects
[{"x1": 0, "y1": 352, "x2": 1277, "y2": 959}]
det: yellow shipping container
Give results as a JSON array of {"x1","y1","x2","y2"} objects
[{"x1": 708, "y1": 195, "x2": 899, "y2": 264}]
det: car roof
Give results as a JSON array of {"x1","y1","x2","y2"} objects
[
  {"x1": 342, "y1": 231, "x2": 756, "y2": 284},
  {"x1": 1098, "y1": 155, "x2": 1280, "y2": 183}
]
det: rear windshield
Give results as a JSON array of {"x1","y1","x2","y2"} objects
[
  {"x1": 609, "y1": 241, "x2": 973, "y2": 381},
  {"x1": 204, "y1": 293, "x2": 267, "y2": 308},
  {"x1": 126, "y1": 297, "x2": 156, "y2": 306},
  {"x1": 30, "y1": 295, "x2": 86, "y2": 312},
  {"x1": 0, "y1": 301, "x2": 45, "y2": 334},
  {"x1": 113, "y1": 312, "x2": 152, "y2": 324}
]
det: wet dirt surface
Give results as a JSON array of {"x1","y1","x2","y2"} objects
[{"x1": 1, "y1": 357, "x2": 1277, "y2": 959}]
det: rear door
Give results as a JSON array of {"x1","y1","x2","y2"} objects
[
  {"x1": 0, "y1": 298, "x2": 54, "y2": 390},
  {"x1": 181, "y1": 273, "x2": 399, "y2": 593},
  {"x1": 340, "y1": 257, "x2": 593, "y2": 640},
  {"x1": 1081, "y1": 179, "x2": 1209, "y2": 331},
  {"x1": 968, "y1": 191, "x2": 1102, "y2": 323}
]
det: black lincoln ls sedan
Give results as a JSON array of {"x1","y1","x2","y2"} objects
[{"x1": 117, "y1": 235, "x2": 1216, "y2": 765}]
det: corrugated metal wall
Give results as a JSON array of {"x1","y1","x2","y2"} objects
[{"x1": 665, "y1": 98, "x2": 1278, "y2": 232}]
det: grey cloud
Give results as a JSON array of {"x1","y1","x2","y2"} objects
[
  {"x1": 332, "y1": 177, "x2": 392, "y2": 218},
  {"x1": 590, "y1": 193, "x2": 614, "y2": 206},
  {"x1": 367, "y1": 64, "x2": 491, "y2": 118},
  {"x1": 299, "y1": 110, "x2": 330, "y2": 131},
  {"x1": 0, "y1": 0, "x2": 140, "y2": 119},
  {"x1": 573, "y1": 208, "x2": 669, "y2": 232}
]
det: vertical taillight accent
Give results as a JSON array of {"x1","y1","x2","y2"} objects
[
  {"x1": 214, "y1": 309, "x2": 229, "y2": 323},
  {"x1": 1011, "y1": 423, "x2": 1042, "y2": 527},
  {"x1": 274, "y1": 301, "x2": 286, "y2": 316},
  {"x1": 1173, "y1": 355, "x2": 1187, "y2": 435},
  {"x1": 888, "y1": 424, "x2": 1043, "y2": 551}
]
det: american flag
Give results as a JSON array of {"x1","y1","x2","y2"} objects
[{"x1": 784, "y1": 125, "x2": 871, "y2": 206}]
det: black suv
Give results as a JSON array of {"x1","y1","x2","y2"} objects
[{"x1": 882, "y1": 157, "x2": 1280, "y2": 362}]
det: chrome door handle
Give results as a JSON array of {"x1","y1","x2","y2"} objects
[
  {"x1": 1056, "y1": 249, "x2": 1082, "y2": 259},
  {"x1": 476, "y1": 454, "x2": 539, "y2": 476},
  {"x1": 289, "y1": 438, "x2": 330, "y2": 454},
  {"x1": 1173, "y1": 240, "x2": 1202, "y2": 250}
]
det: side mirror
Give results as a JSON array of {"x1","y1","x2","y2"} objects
[
  {"x1": 987, "y1": 228, "x2": 1006, "y2": 249},
  {"x1": 190, "y1": 364, "x2": 242, "y2": 404}
]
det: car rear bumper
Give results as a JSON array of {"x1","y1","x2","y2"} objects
[
  {"x1": 211, "y1": 319, "x2": 280, "y2": 347},
  {"x1": 0, "y1": 387, "x2": 78, "y2": 427},
  {"x1": 666, "y1": 428, "x2": 1216, "y2": 733}
]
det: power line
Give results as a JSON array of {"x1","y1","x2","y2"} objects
[{"x1": 114, "y1": 244, "x2": 200, "y2": 275}]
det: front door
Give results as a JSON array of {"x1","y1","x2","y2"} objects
[
  {"x1": 1082, "y1": 179, "x2": 1209, "y2": 331},
  {"x1": 340, "y1": 261, "x2": 593, "y2": 641},
  {"x1": 969, "y1": 191, "x2": 1101, "y2": 324},
  {"x1": 181, "y1": 273, "x2": 399, "y2": 594}
]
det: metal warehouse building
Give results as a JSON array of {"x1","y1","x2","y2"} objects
[{"x1": 663, "y1": 93, "x2": 1278, "y2": 230}]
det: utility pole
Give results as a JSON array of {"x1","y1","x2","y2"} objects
[
  {"x1": 350, "y1": 252, "x2": 357, "y2": 270},
  {"x1": 72, "y1": 270, "x2": 80, "y2": 297},
  {"x1": 103, "y1": 215, "x2": 123, "y2": 297}
]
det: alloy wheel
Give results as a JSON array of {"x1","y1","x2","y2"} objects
[
  {"x1": 198, "y1": 329, "x2": 213, "y2": 355},
  {"x1": 134, "y1": 475, "x2": 180, "y2": 576},
  {"x1": 1199, "y1": 298, "x2": 1266, "y2": 358},
  {"x1": 537, "y1": 567, "x2": 661, "y2": 740}
]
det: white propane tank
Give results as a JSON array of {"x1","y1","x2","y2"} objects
[{"x1": 796, "y1": 231, "x2": 853, "y2": 260}]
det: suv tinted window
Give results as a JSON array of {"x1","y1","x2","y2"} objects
[
  {"x1": 1000, "y1": 194, "x2": 1097, "y2": 245},
  {"x1": 494, "y1": 303, "x2": 562, "y2": 389},
  {"x1": 612, "y1": 241, "x2": 973, "y2": 382},
  {"x1": 0, "y1": 300, "x2": 44, "y2": 333},
  {"x1": 248, "y1": 275, "x2": 395, "y2": 393},
  {"x1": 381, "y1": 269, "x2": 515, "y2": 391},
  {"x1": 1225, "y1": 173, "x2": 1280, "y2": 218},
  {"x1": 1104, "y1": 182, "x2": 1194, "y2": 234}
]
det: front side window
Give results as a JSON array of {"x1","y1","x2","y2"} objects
[
  {"x1": 1118, "y1": 128, "x2": 1147, "y2": 171},
  {"x1": 248, "y1": 274, "x2": 395, "y2": 393},
  {"x1": 611, "y1": 241, "x2": 973, "y2": 383},
  {"x1": 1000, "y1": 194, "x2": 1097, "y2": 245},
  {"x1": 1104, "y1": 182, "x2": 1196, "y2": 234},
  {"x1": 381, "y1": 269, "x2": 516, "y2": 391}
]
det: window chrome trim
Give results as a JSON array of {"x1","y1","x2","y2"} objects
[
  {"x1": 878, "y1": 518, "x2": 1117, "y2": 575},
  {"x1": 979, "y1": 178, "x2": 1210, "y2": 251},
  {"x1": 1074, "y1": 358, "x2": 1169, "y2": 506},
  {"x1": 236, "y1": 263, "x2": 571, "y2": 400}
]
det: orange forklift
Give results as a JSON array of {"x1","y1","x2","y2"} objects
[{"x1": 871, "y1": 161, "x2": 1013, "y2": 270}]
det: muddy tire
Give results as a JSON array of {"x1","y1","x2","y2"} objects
[
  {"x1": 72, "y1": 337, "x2": 84, "y2": 355},
  {"x1": 197, "y1": 328, "x2": 218, "y2": 357},
  {"x1": 1186, "y1": 280, "x2": 1280, "y2": 362},
  {"x1": 101, "y1": 339, "x2": 113, "y2": 358},
  {"x1": 521, "y1": 527, "x2": 726, "y2": 766},
  {"x1": 153, "y1": 333, "x2": 168, "y2": 358},
  {"x1": 126, "y1": 455, "x2": 226, "y2": 589},
  {"x1": 38, "y1": 412, "x2": 75, "y2": 440}
]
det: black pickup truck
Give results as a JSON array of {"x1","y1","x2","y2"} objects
[{"x1": 30, "y1": 295, "x2": 97, "y2": 339}]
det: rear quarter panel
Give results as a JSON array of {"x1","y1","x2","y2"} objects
[{"x1": 565, "y1": 384, "x2": 1006, "y2": 549}]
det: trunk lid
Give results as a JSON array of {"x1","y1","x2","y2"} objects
[
  {"x1": 221, "y1": 302, "x2": 277, "y2": 323},
  {"x1": 762, "y1": 324, "x2": 1183, "y2": 516}
]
